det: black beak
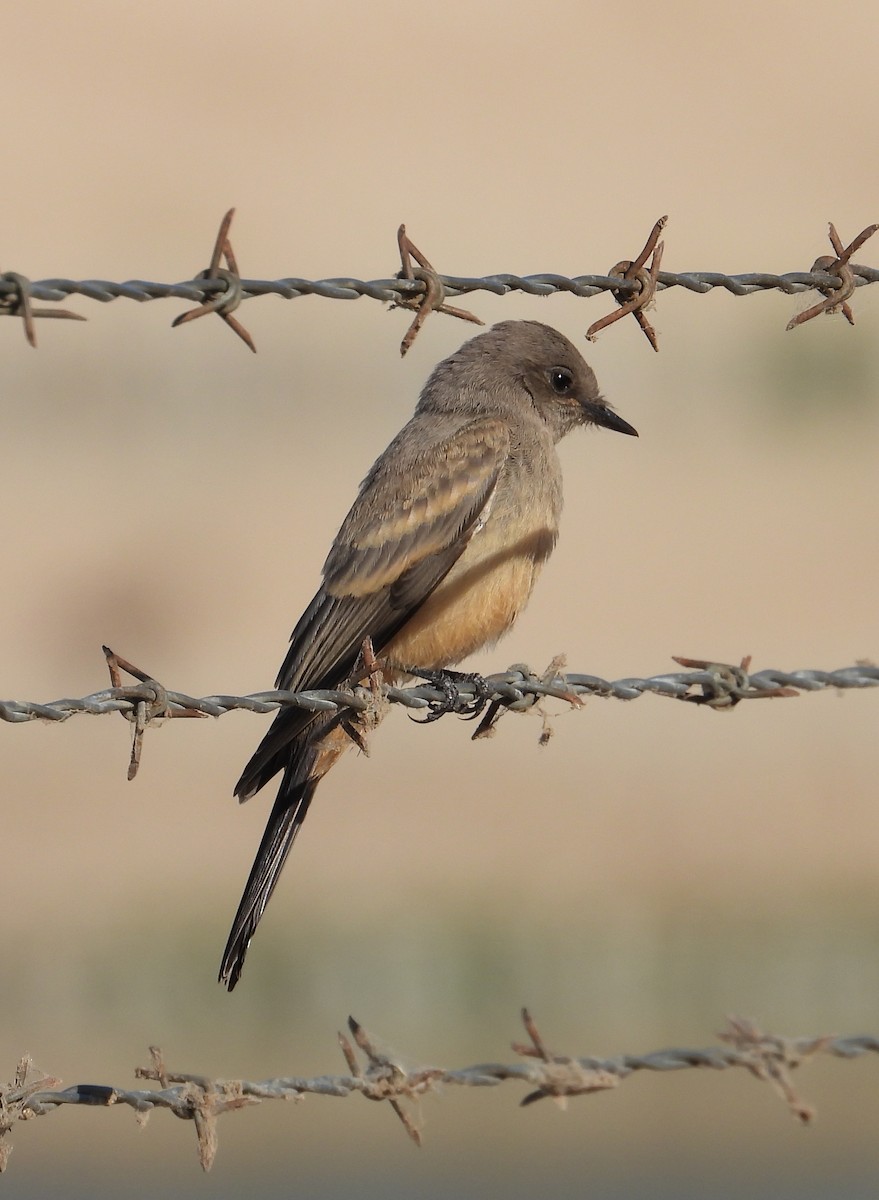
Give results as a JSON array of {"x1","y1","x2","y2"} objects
[{"x1": 586, "y1": 402, "x2": 638, "y2": 437}]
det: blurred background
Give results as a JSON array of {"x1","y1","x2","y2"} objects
[{"x1": 3, "y1": 3, "x2": 878, "y2": 1197}]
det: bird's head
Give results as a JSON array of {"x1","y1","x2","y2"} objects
[{"x1": 508, "y1": 320, "x2": 638, "y2": 442}]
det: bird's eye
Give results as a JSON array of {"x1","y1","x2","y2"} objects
[{"x1": 549, "y1": 368, "x2": 574, "y2": 396}]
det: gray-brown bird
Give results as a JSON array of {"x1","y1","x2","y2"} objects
[{"x1": 220, "y1": 320, "x2": 637, "y2": 988}]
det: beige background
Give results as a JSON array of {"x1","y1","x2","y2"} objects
[{"x1": 2, "y1": 3, "x2": 878, "y2": 1196}]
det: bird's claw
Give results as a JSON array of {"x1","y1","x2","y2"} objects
[
  {"x1": 456, "y1": 672, "x2": 490, "y2": 719},
  {"x1": 407, "y1": 668, "x2": 491, "y2": 722}
]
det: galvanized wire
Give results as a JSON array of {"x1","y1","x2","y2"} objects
[
  {"x1": 2, "y1": 266, "x2": 879, "y2": 309},
  {"x1": 4, "y1": 1016, "x2": 876, "y2": 1170},
  {"x1": 0, "y1": 662, "x2": 877, "y2": 726}
]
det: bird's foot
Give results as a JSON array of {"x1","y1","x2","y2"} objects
[{"x1": 407, "y1": 668, "x2": 491, "y2": 723}]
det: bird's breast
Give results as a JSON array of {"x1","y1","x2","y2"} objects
[{"x1": 383, "y1": 516, "x2": 558, "y2": 671}]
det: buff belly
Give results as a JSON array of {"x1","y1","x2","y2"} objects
[{"x1": 384, "y1": 524, "x2": 556, "y2": 670}]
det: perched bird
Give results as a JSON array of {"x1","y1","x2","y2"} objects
[{"x1": 220, "y1": 320, "x2": 637, "y2": 988}]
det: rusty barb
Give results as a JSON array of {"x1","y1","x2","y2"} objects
[
  {"x1": 512, "y1": 1009, "x2": 618, "y2": 1109},
  {"x1": 134, "y1": 1046, "x2": 260, "y2": 1172},
  {"x1": 0, "y1": 1058, "x2": 61, "y2": 1171},
  {"x1": 0, "y1": 269, "x2": 85, "y2": 348},
  {"x1": 672, "y1": 654, "x2": 799, "y2": 709},
  {"x1": 586, "y1": 215, "x2": 667, "y2": 351},
  {"x1": 718, "y1": 1016, "x2": 834, "y2": 1124},
  {"x1": 103, "y1": 646, "x2": 204, "y2": 780},
  {"x1": 171, "y1": 208, "x2": 256, "y2": 352},
  {"x1": 393, "y1": 224, "x2": 484, "y2": 356},
  {"x1": 787, "y1": 220, "x2": 879, "y2": 331},
  {"x1": 339, "y1": 1017, "x2": 443, "y2": 1147},
  {"x1": 471, "y1": 653, "x2": 582, "y2": 741}
]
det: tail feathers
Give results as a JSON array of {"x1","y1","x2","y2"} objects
[
  {"x1": 235, "y1": 707, "x2": 318, "y2": 802},
  {"x1": 219, "y1": 773, "x2": 318, "y2": 990}
]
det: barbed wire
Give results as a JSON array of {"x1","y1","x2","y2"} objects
[
  {"x1": 1, "y1": 650, "x2": 874, "y2": 781},
  {"x1": 3, "y1": 1012, "x2": 876, "y2": 1171},
  {"x1": 2, "y1": 213, "x2": 877, "y2": 350},
  {"x1": 2, "y1": 265, "x2": 879, "y2": 307},
  {"x1": 1, "y1": 658, "x2": 876, "y2": 726}
]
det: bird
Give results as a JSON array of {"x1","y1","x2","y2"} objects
[{"x1": 219, "y1": 319, "x2": 637, "y2": 988}]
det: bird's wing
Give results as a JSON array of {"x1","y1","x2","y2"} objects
[{"x1": 235, "y1": 414, "x2": 510, "y2": 798}]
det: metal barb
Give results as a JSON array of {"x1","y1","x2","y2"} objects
[
  {"x1": 513, "y1": 1007, "x2": 554, "y2": 1062},
  {"x1": 341, "y1": 1017, "x2": 429, "y2": 1147},
  {"x1": 586, "y1": 215, "x2": 668, "y2": 350},
  {"x1": 718, "y1": 1016, "x2": 830, "y2": 1124},
  {"x1": 671, "y1": 654, "x2": 799, "y2": 708},
  {"x1": 103, "y1": 645, "x2": 204, "y2": 779},
  {"x1": 133, "y1": 1047, "x2": 259, "y2": 1170},
  {"x1": 786, "y1": 220, "x2": 879, "y2": 330},
  {"x1": 393, "y1": 224, "x2": 484, "y2": 356},
  {"x1": 0, "y1": 270, "x2": 85, "y2": 347},
  {"x1": 512, "y1": 1009, "x2": 618, "y2": 1108},
  {"x1": 171, "y1": 208, "x2": 257, "y2": 352}
]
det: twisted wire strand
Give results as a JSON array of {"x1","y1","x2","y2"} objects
[
  {"x1": 4, "y1": 1022, "x2": 877, "y2": 1170},
  {"x1": 2, "y1": 266, "x2": 878, "y2": 308},
  {"x1": 0, "y1": 663, "x2": 876, "y2": 725}
]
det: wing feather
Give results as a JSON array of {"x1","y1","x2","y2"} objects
[
  {"x1": 235, "y1": 415, "x2": 510, "y2": 799},
  {"x1": 277, "y1": 415, "x2": 509, "y2": 692}
]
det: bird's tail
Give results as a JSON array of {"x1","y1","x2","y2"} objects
[{"x1": 219, "y1": 759, "x2": 319, "y2": 991}]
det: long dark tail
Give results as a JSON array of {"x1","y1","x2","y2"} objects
[
  {"x1": 219, "y1": 769, "x2": 318, "y2": 990},
  {"x1": 219, "y1": 710, "x2": 333, "y2": 990}
]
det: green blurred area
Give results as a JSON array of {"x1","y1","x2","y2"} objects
[
  {"x1": 6, "y1": 896, "x2": 879, "y2": 1193},
  {"x1": 746, "y1": 323, "x2": 878, "y2": 428},
  {"x1": 9, "y1": 898, "x2": 879, "y2": 1056}
]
